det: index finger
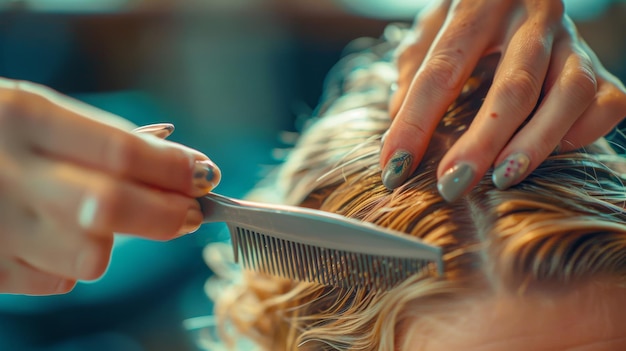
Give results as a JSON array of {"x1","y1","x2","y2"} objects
[
  {"x1": 381, "y1": 0, "x2": 502, "y2": 189},
  {"x1": 2, "y1": 80, "x2": 220, "y2": 197}
]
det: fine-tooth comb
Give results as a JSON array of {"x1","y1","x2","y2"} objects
[{"x1": 198, "y1": 193, "x2": 444, "y2": 290}]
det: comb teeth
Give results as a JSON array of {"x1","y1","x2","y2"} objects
[{"x1": 231, "y1": 225, "x2": 430, "y2": 290}]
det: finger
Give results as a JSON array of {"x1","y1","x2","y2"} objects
[
  {"x1": 0, "y1": 258, "x2": 76, "y2": 295},
  {"x1": 1, "y1": 170, "x2": 114, "y2": 281},
  {"x1": 389, "y1": 0, "x2": 450, "y2": 117},
  {"x1": 381, "y1": 0, "x2": 502, "y2": 190},
  {"x1": 435, "y1": 15, "x2": 555, "y2": 201},
  {"x1": 0, "y1": 78, "x2": 136, "y2": 132},
  {"x1": 22, "y1": 233, "x2": 114, "y2": 282},
  {"x1": 558, "y1": 35, "x2": 626, "y2": 152},
  {"x1": 24, "y1": 157, "x2": 204, "y2": 240},
  {"x1": 492, "y1": 39, "x2": 597, "y2": 189},
  {"x1": 0, "y1": 80, "x2": 218, "y2": 197},
  {"x1": 0, "y1": 204, "x2": 114, "y2": 280},
  {"x1": 560, "y1": 78, "x2": 626, "y2": 152}
]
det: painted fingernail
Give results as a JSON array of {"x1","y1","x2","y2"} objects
[
  {"x1": 437, "y1": 163, "x2": 475, "y2": 202},
  {"x1": 382, "y1": 150, "x2": 413, "y2": 190},
  {"x1": 192, "y1": 159, "x2": 221, "y2": 195},
  {"x1": 132, "y1": 123, "x2": 175, "y2": 139},
  {"x1": 492, "y1": 153, "x2": 530, "y2": 190},
  {"x1": 178, "y1": 207, "x2": 203, "y2": 235}
]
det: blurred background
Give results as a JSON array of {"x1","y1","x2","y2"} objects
[{"x1": 0, "y1": 0, "x2": 624, "y2": 350}]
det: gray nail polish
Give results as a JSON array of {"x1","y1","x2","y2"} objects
[
  {"x1": 437, "y1": 163, "x2": 475, "y2": 202},
  {"x1": 492, "y1": 153, "x2": 530, "y2": 190},
  {"x1": 382, "y1": 150, "x2": 413, "y2": 190}
]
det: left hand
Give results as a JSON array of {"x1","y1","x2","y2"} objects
[{"x1": 380, "y1": 0, "x2": 626, "y2": 201}]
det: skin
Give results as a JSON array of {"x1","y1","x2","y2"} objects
[
  {"x1": 404, "y1": 281, "x2": 626, "y2": 351},
  {"x1": 0, "y1": 78, "x2": 221, "y2": 295},
  {"x1": 382, "y1": 0, "x2": 626, "y2": 199}
]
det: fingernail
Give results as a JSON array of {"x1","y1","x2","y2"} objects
[
  {"x1": 437, "y1": 163, "x2": 475, "y2": 202},
  {"x1": 492, "y1": 153, "x2": 530, "y2": 190},
  {"x1": 192, "y1": 159, "x2": 221, "y2": 195},
  {"x1": 132, "y1": 123, "x2": 175, "y2": 139},
  {"x1": 382, "y1": 150, "x2": 413, "y2": 190},
  {"x1": 178, "y1": 207, "x2": 203, "y2": 235},
  {"x1": 78, "y1": 195, "x2": 99, "y2": 230}
]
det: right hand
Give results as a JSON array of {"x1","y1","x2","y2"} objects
[{"x1": 0, "y1": 78, "x2": 221, "y2": 295}]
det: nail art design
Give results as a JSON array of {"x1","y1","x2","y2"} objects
[
  {"x1": 382, "y1": 150, "x2": 413, "y2": 190},
  {"x1": 492, "y1": 153, "x2": 530, "y2": 190},
  {"x1": 193, "y1": 159, "x2": 221, "y2": 194},
  {"x1": 437, "y1": 163, "x2": 475, "y2": 202}
]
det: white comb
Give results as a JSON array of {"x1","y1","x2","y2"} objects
[{"x1": 199, "y1": 193, "x2": 443, "y2": 290}]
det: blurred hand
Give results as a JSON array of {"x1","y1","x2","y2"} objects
[
  {"x1": 381, "y1": 0, "x2": 626, "y2": 201},
  {"x1": 0, "y1": 78, "x2": 221, "y2": 295}
]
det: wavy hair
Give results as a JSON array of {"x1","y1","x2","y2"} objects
[{"x1": 204, "y1": 24, "x2": 626, "y2": 351}]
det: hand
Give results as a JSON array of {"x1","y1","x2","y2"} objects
[
  {"x1": 0, "y1": 78, "x2": 221, "y2": 295},
  {"x1": 380, "y1": 0, "x2": 626, "y2": 201}
]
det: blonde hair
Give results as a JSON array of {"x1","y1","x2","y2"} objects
[{"x1": 205, "y1": 25, "x2": 626, "y2": 351}]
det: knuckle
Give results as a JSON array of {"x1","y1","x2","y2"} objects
[
  {"x1": 600, "y1": 83, "x2": 626, "y2": 116},
  {"x1": 105, "y1": 132, "x2": 139, "y2": 177},
  {"x1": 94, "y1": 181, "x2": 125, "y2": 226},
  {"x1": 396, "y1": 114, "x2": 430, "y2": 141},
  {"x1": 562, "y1": 64, "x2": 597, "y2": 102},
  {"x1": 497, "y1": 70, "x2": 542, "y2": 116},
  {"x1": 421, "y1": 52, "x2": 467, "y2": 95}
]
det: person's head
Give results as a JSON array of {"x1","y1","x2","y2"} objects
[{"x1": 205, "y1": 26, "x2": 626, "y2": 351}]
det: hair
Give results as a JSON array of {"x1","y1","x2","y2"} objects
[{"x1": 203, "y1": 24, "x2": 626, "y2": 351}]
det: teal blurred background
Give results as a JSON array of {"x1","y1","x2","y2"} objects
[
  {"x1": 0, "y1": 1, "x2": 390, "y2": 350},
  {"x1": 0, "y1": 1, "x2": 624, "y2": 350}
]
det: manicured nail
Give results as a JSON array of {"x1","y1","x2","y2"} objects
[
  {"x1": 192, "y1": 159, "x2": 221, "y2": 195},
  {"x1": 382, "y1": 150, "x2": 413, "y2": 190},
  {"x1": 437, "y1": 163, "x2": 475, "y2": 202},
  {"x1": 78, "y1": 195, "x2": 99, "y2": 230},
  {"x1": 492, "y1": 153, "x2": 530, "y2": 190},
  {"x1": 132, "y1": 123, "x2": 175, "y2": 139},
  {"x1": 178, "y1": 207, "x2": 203, "y2": 235}
]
